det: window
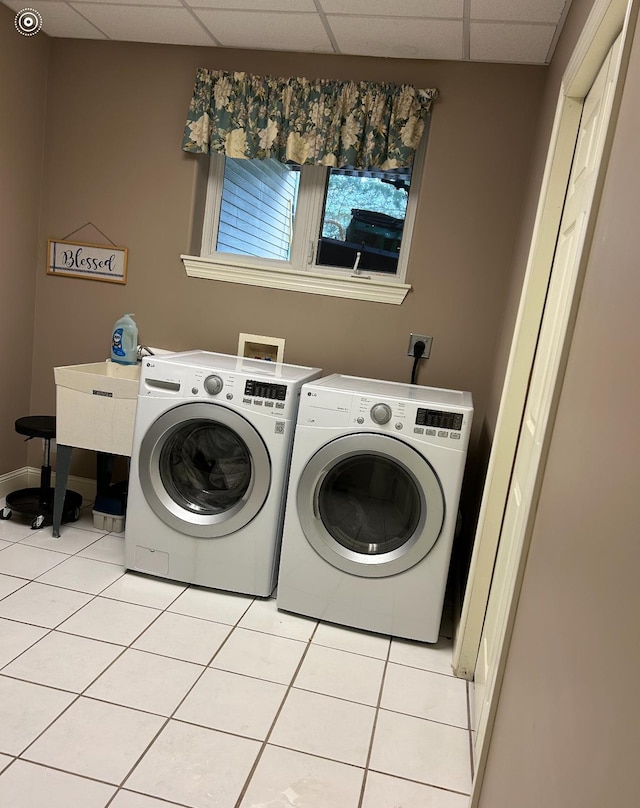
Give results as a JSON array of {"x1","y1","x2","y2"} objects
[
  {"x1": 214, "y1": 158, "x2": 299, "y2": 262},
  {"x1": 183, "y1": 134, "x2": 428, "y2": 305},
  {"x1": 317, "y1": 167, "x2": 411, "y2": 275}
]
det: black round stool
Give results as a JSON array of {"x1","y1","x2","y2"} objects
[{"x1": 0, "y1": 416, "x2": 83, "y2": 530}]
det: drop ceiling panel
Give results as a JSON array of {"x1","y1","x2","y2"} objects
[
  {"x1": 320, "y1": 0, "x2": 463, "y2": 18},
  {"x1": 471, "y1": 22, "x2": 556, "y2": 63},
  {"x1": 72, "y1": 0, "x2": 181, "y2": 6},
  {"x1": 4, "y1": 0, "x2": 106, "y2": 38},
  {"x1": 71, "y1": 5, "x2": 216, "y2": 45},
  {"x1": 195, "y1": 10, "x2": 334, "y2": 53},
  {"x1": 471, "y1": 0, "x2": 567, "y2": 24},
  {"x1": 187, "y1": 0, "x2": 317, "y2": 9},
  {"x1": 329, "y1": 17, "x2": 463, "y2": 61}
]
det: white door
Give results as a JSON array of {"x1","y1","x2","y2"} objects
[{"x1": 472, "y1": 31, "x2": 623, "y2": 764}]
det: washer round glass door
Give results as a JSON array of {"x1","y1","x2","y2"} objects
[
  {"x1": 297, "y1": 433, "x2": 444, "y2": 577},
  {"x1": 139, "y1": 402, "x2": 271, "y2": 538}
]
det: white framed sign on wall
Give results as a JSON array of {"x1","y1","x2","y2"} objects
[{"x1": 47, "y1": 239, "x2": 128, "y2": 284}]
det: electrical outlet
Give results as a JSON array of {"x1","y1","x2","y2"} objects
[{"x1": 407, "y1": 334, "x2": 433, "y2": 358}]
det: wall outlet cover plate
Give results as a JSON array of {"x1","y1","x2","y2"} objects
[
  {"x1": 407, "y1": 334, "x2": 432, "y2": 357},
  {"x1": 238, "y1": 333, "x2": 285, "y2": 363}
]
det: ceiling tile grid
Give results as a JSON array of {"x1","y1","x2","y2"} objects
[
  {"x1": 194, "y1": 9, "x2": 334, "y2": 52},
  {"x1": 3, "y1": 0, "x2": 572, "y2": 64},
  {"x1": 471, "y1": 21, "x2": 558, "y2": 63},
  {"x1": 329, "y1": 17, "x2": 464, "y2": 62},
  {"x1": 471, "y1": 0, "x2": 568, "y2": 24}
]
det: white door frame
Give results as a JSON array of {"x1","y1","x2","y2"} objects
[
  {"x1": 450, "y1": 0, "x2": 638, "y2": 801},
  {"x1": 455, "y1": 0, "x2": 635, "y2": 680}
]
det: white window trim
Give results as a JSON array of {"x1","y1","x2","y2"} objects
[
  {"x1": 181, "y1": 138, "x2": 430, "y2": 305},
  {"x1": 181, "y1": 253, "x2": 410, "y2": 304}
]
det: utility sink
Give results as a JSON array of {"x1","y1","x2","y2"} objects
[
  {"x1": 103, "y1": 361, "x2": 141, "y2": 381},
  {"x1": 57, "y1": 360, "x2": 140, "y2": 386},
  {"x1": 54, "y1": 360, "x2": 141, "y2": 456}
]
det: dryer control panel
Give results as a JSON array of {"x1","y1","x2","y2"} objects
[
  {"x1": 298, "y1": 387, "x2": 473, "y2": 449},
  {"x1": 416, "y1": 408, "x2": 464, "y2": 431}
]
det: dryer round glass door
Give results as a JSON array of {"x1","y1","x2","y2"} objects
[
  {"x1": 297, "y1": 433, "x2": 444, "y2": 577},
  {"x1": 139, "y1": 402, "x2": 271, "y2": 538}
]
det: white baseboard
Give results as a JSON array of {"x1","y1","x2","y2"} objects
[
  {"x1": 0, "y1": 468, "x2": 29, "y2": 499},
  {"x1": 0, "y1": 467, "x2": 97, "y2": 504}
]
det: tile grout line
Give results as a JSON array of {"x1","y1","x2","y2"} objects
[
  {"x1": 466, "y1": 679, "x2": 476, "y2": 783},
  {"x1": 3, "y1": 581, "x2": 250, "y2": 806},
  {"x1": 1, "y1": 538, "x2": 472, "y2": 805},
  {"x1": 2, "y1": 564, "x2": 318, "y2": 803},
  {"x1": 356, "y1": 632, "x2": 392, "y2": 808},
  {"x1": 109, "y1": 585, "x2": 257, "y2": 805},
  {"x1": 1, "y1": 546, "x2": 191, "y2": 796},
  {"x1": 1, "y1": 549, "x2": 134, "y2": 766},
  {"x1": 231, "y1": 619, "x2": 322, "y2": 808}
]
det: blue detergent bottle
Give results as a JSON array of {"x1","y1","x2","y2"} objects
[{"x1": 110, "y1": 314, "x2": 138, "y2": 365}]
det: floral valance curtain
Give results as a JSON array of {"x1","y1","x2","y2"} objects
[{"x1": 182, "y1": 68, "x2": 438, "y2": 170}]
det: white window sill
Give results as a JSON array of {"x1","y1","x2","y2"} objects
[{"x1": 181, "y1": 255, "x2": 411, "y2": 305}]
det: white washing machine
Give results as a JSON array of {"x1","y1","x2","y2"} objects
[
  {"x1": 124, "y1": 351, "x2": 321, "y2": 596},
  {"x1": 276, "y1": 374, "x2": 473, "y2": 642}
]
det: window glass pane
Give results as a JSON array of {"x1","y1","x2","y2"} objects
[
  {"x1": 317, "y1": 168, "x2": 411, "y2": 274},
  {"x1": 160, "y1": 421, "x2": 252, "y2": 514},
  {"x1": 216, "y1": 158, "x2": 299, "y2": 260},
  {"x1": 318, "y1": 454, "x2": 421, "y2": 555}
]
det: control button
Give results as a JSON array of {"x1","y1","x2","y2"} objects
[
  {"x1": 450, "y1": 433, "x2": 461, "y2": 440},
  {"x1": 265, "y1": 401, "x2": 274, "y2": 408},
  {"x1": 254, "y1": 400, "x2": 263, "y2": 406},
  {"x1": 275, "y1": 402, "x2": 285, "y2": 409},
  {"x1": 426, "y1": 429, "x2": 437, "y2": 436},
  {"x1": 243, "y1": 397, "x2": 251, "y2": 404},
  {"x1": 370, "y1": 403, "x2": 392, "y2": 425},
  {"x1": 414, "y1": 427, "x2": 424, "y2": 434},
  {"x1": 191, "y1": 387, "x2": 198, "y2": 395},
  {"x1": 204, "y1": 374, "x2": 224, "y2": 395},
  {"x1": 356, "y1": 417, "x2": 364, "y2": 424},
  {"x1": 438, "y1": 430, "x2": 448, "y2": 438},
  {"x1": 395, "y1": 423, "x2": 403, "y2": 430},
  {"x1": 226, "y1": 393, "x2": 233, "y2": 400}
]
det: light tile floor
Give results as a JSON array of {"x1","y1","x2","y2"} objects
[{"x1": 0, "y1": 505, "x2": 473, "y2": 808}]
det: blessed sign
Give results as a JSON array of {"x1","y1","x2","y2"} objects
[{"x1": 47, "y1": 239, "x2": 127, "y2": 284}]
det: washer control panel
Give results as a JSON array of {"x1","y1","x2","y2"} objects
[
  {"x1": 203, "y1": 374, "x2": 224, "y2": 395},
  {"x1": 244, "y1": 380, "x2": 287, "y2": 402},
  {"x1": 141, "y1": 363, "x2": 296, "y2": 417}
]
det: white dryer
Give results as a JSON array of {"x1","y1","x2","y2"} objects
[
  {"x1": 124, "y1": 351, "x2": 321, "y2": 596},
  {"x1": 276, "y1": 374, "x2": 473, "y2": 642}
]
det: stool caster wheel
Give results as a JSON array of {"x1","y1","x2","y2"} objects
[
  {"x1": 31, "y1": 514, "x2": 48, "y2": 530},
  {"x1": 0, "y1": 507, "x2": 12, "y2": 520}
]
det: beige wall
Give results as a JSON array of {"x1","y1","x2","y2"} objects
[
  {"x1": 477, "y1": 4, "x2": 640, "y2": 806},
  {"x1": 0, "y1": 5, "x2": 49, "y2": 475},
  {"x1": 31, "y1": 38, "x2": 545, "y2": 499}
]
